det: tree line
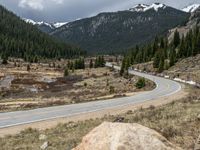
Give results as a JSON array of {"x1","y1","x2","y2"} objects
[
  {"x1": 121, "y1": 25, "x2": 200, "y2": 75},
  {"x1": 64, "y1": 56, "x2": 105, "y2": 76}
]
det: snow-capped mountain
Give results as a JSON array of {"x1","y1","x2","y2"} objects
[
  {"x1": 129, "y1": 3, "x2": 166, "y2": 12},
  {"x1": 23, "y1": 18, "x2": 68, "y2": 33},
  {"x1": 24, "y1": 18, "x2": 37, "y2": 25},
  {"x1": 182, "y1": 4, "x2": 200, "y2": 13},
  {"x1": 129, "y1": 4, "x2": 149, "y2": 12},
  {"x1": 24, "y1": 19, "x2": 54, "y2": 28},
  {"x1": 52, "y1": 3, "x2": 189, "y2": 53},
  {"x1": 53, "y1": 22, "x2": 68, "y2": 28}
]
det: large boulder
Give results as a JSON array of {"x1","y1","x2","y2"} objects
[{"x1": 73, "y1": 122, "x2": 181, "y2": 150}]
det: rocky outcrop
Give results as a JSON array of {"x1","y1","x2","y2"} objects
[
  {"x1": 73, "y1": 122, "x2": 181, "y2": 150},
  {"x1": 168, "y1": 7, "x2": 200, "y2": 42}
]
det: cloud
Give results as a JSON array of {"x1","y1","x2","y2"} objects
[
  {"x1": 51, "y1": 0, "x2": 63, "y2": 4},
  {"x1": 1, "y1": 0, "x2": 199, "y2": 22},
  {"x1": 19, "y1": 0, "x2": 44, "y2": 10},
  {"x1": 18, "y1": 0, "x2": 63, "y2": 11}
]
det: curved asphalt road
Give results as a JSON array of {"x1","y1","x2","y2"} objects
[{"x1": 0, "y1": 63, "x2": 181, "y2": 129}]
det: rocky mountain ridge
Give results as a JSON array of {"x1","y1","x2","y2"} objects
[{"x1": 168, "y1": 6, "x2": 200, "y2": 41}]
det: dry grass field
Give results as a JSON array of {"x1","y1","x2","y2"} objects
[{"x1": 0, "y1": 61, "x2": 154, "y2": 112}]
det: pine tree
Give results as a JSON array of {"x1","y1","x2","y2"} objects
[
  {"x1": 125, "y1": 57, "x2": 131, "y2": 71},
  {"x1": 101, "y1": 56, "x2": 106, "y2": 67},
  {"x1": 153, "y1": 51, "x2": 160, "y2": 68},
  {"x1": 2, "y1": 58, "x2": 8, "y2": 65},
  {"x1": 173, "y1": 30, "x2": 180, "y2": 48},
  {"x1": 178, "y1": 36, "x2": 185, "y2": 58},
  {"x1": 27, "y1": 64, "x2": 31, "y2": 72},
  {"x1": 158, "y1": 55, "x2": 164, "y2": 73},
  {"x1": 94, "y1": 58, "x2": 98, "y2": 68},
  {"x1": 152, "y1": 36, "x2": 159, "y2": 55},
  {"x1": 169, "y1": 48, "x2": 176, "y2": 67},
  {"x1": 120, "y1": 58, "x2": 126, "y2": 76},
  {"x1": 64, "y1": 68, "x2": 69, "y2": 77},
  {"x1": 89, "y1": 59, "x2": 93, "y2": 68},
  {"x1": 160, "y1": 37, "x2": 165, "y2": 49},
  {"x1": 94, "y1": 56, "x2": 105, "y2": 68},
  {"x1": 135, "y1": 78, "x2": 146, "y2": 89}
]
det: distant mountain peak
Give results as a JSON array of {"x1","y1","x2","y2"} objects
[
  {"x1": 182, "y1": 4, "x2": 200, "y2": 13},
  {"x1": 129, "y1": 3, "x2": 166, "y2": 12},
  {"x1": 23, "y1": 18, "x2": 68, "y2": 29},
  {"x1": 24, "y1": 18, "x2": 37, "y2": 25},
  {"x1": 129, "y1": 4, "x2": 149, "y2": 12}
]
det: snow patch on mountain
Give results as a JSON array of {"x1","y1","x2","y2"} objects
[
  {"x1": 53, "y1": 22, "x2": 68, "y2": 28},
  {"x1": 24, "y1": 18, "x2": 37, "y2": 25},
  {"x1": 182, "y1": 4, "x2": 200, "y2": 13},
  {"x1": 130, "y1": 3, "x2": 166, "y2": 12},
  {"x1": 23, "y1": 18, "x2": 68, "y2": 28},
  {"x1": 145, "y1": 3, "x2": 166, "y2": 12},
  {"x1": 129, "y1": 4, "x2": 149, "y2": 12},
  {"x1": 38, "y1": 21, "x2": 54, "y2": 28}
]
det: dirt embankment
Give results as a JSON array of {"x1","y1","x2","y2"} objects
[
  {"x1": 132, "y1": 54, "x2": 200, "y2": 84},
  {"x1": 164, "y1": 54, "x2": 200, "y2": 82}
]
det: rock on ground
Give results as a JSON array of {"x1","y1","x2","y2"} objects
[
  {"x1": 195, "y1": 135, "x2": 200, "y2": 150},
  {"x1": 40, "y1": 141, "x2": 48, "y2": 150},
  {"x1": 73, "y1": 122, "x2": 181, "y2": 150}
]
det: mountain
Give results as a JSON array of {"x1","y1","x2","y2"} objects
[
  {"x1": 24, "y1": 19, "x2": 68, "y2": 33},
  {"x1": 168, "y1": 6, "x2": 200, "y2": 41},
  {"x1": 129, "y1": 3, "x2": 166, "y2": 12},
  {"x1": 0, "y1": 5, "x2": 84, "y2": 61},
  {"x1": 51, "y1": 3, "x2": 190, "y2": 54},
  {"x1": 182, "y1": 4, "x2": 200, "y2": 13}
]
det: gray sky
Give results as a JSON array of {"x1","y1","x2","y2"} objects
[{"x1": 0, "y1": 0, "x2": 200, "y2": 22}]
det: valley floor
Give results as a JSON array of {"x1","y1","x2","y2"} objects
[{"x1": 0, "y1": 61, "x2": 154, "y2": 112}]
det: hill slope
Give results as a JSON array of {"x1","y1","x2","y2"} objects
[
  {"x1": 0, "y1": 5, "x2": 84, "y2": 61},
  {"x1": 51, "y1": 3, "x2": 190, "y2": 54}
]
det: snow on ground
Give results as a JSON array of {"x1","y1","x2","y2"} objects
[{"x1": 174, "y1": 78, "x2": 197, "y2": 85}]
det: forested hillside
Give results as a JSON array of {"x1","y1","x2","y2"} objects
[
  {"x1": 121, "y1": 25, "x2": 200, "y2": 74},
  {"x1": 0, "y1": 5, "x2": 85, "y2": 62}
]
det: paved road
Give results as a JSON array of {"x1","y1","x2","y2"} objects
[{"x1": 0, "y1": 63, "x2": 181, "y2": 129}]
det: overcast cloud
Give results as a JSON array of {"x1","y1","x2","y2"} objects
[{"x1": 0, "y1": 0, "x2": 200, "y2": 22}]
